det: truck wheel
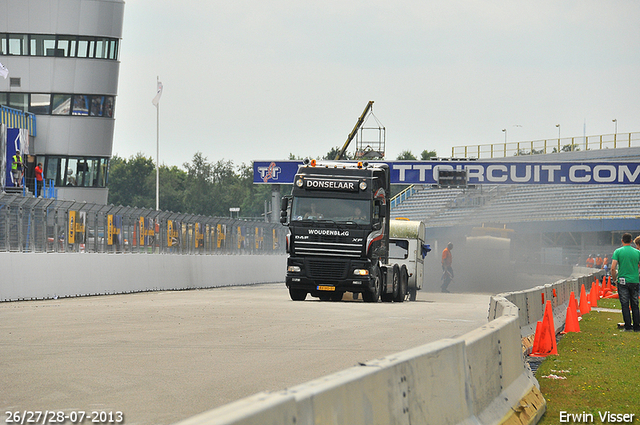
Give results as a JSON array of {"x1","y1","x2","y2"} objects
[
  {"x1": 330, "y1": 292, "x2": 344, "y2": 301},
  {"x1": 395, "y1": 265, "x2": 408, "y2": 302},
  {"x1": 289, "y1": 288, "x2": 307, "y2": 301},
  {"x1": 382, "y1": 265, "x2": 399, "y2": 302},
  {"x1": 408, "y1": 287, "x2": 417, "y2": 301},
  {"x1": 363, "y1": 266, "x2": 381, "y2": 303}
]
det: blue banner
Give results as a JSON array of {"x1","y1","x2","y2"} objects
[{"x1": 253, "y1": 160, "x2": 640, "y2": 185}]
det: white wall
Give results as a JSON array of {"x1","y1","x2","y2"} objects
[{"x1": 0, "y1": 253, "x2": 287, "y2": 301}]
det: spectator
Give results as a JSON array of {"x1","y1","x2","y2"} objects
[
  {"x1": 11, "y1": 149, "x2": 24, "y2": 187},
  {"x1": 586, "y1": 254, "x2": 595, "y2": 268},
  {"x1": 611, "y1": 233, "x2": 640, "y2": 332},
  {"x1": 35, "y1": 162, "x2": 44, "y2": 197},
  {"x1": 595, "y1": 254, "x2": 603, "y2": 269}
]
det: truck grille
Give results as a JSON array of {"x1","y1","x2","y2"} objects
[
  {"x1": 307, "y1": 259, "x2": 349, "y2": 280},
  {"x1": 294, "y1": 238, "x2": 362, "y2": 258}
]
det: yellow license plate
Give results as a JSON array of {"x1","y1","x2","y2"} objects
[{"x1": 317, "y1": 285, "x2": 336, "y2": 291}]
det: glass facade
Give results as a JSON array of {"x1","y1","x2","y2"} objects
[
  {"x1": 41, "y1": 156, "x2": 109, "y2": 188},
  {"x1": 1, "y1": 33, "x2": 119, "y2": 60},
  {"x1": 0, "y1": 92, "x2": 114, "y2": 118}
]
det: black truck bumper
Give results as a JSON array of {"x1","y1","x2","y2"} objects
[{"x1": 285, "y1": 256, "x2": 375, "y2": 296}]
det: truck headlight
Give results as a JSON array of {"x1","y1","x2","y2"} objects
[
  {"x1": 288, "y1": 266, "x2": 301, "y2": 273},
  {"x1": 295, "y1": 179, "x2": 304, "y2": 187},
  {"x1": 359, "y1": 181, "x2": 367, "y2": 190},
  {"x1": 353, "y1": 269, "x2": 369, "y2": 276}
]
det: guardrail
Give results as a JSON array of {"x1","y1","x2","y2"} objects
[
  {"x1": 173, "y1": 268, "x2": 605, "y2": 425},
  {"x1": 452, "y1": 132, "x2": 640, "y2": 159},
  {"x1": 0, "y1": 193, "x2": 286, "y2": 255}
]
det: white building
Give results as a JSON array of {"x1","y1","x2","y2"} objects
[{"x1": 0, "y1": 0, "x2": 125, "y2": 204}]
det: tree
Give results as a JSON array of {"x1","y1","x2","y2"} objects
[
  {"x1": 397, "y1": 150, "x2": 417, "y2": 160},
  {"x1": 159, "y1": 165, "x2": 187, "y2": 212},
  {"x1": 421, "y1": 149, "x2": 437, "y2": 160},
  {"x1": 107, "y1": 153, "x2": 155, "y2": 208},
  {"x1": 323, "y1": 147, "x2": 353, "y2": 160},
  {"x1": 552, "y1": 144, "x2": 580, "y2": 153}
]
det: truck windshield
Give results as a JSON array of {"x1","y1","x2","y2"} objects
[{"x1": 291, "y1": 197, "x2": 370, "y2": 224}]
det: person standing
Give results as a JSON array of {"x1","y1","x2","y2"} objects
[
  {"x1": 441, "y1": 242, "x2": 454, "y2": 293},
  {"x1": 35, "y1": 162, "x2": 44, "y2": 197},
  {"x1": 11, "y1": 150, "x2": 24, "y2": 187},
  {"x1": 611, "y1": 233, "x2": 640, "y2": 332},
  {"x1": 586, "y1": 254, "x2": 595, "y2": 268}
]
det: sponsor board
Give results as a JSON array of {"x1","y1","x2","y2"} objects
[{"x1": 253, "y1": 160, "x2": 640, "y2": 185}]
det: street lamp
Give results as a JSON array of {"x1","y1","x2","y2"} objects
[
  {"x1": 612, "y1": 119, "x2": 617, "y2": 134},
  {"x1": 502, "y1": 128, "x2": 507, "y2": 143},
  {"x1": 556, "y1": 124, "x2": 560, "y2": 139}
]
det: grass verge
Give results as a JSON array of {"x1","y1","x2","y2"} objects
[{"x1": 535, "y1": 298, "x2": 640, "y2": 424}]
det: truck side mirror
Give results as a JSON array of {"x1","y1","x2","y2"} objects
[{"x1": 280, "y1": 197, "x2": 290, "y2": 224}]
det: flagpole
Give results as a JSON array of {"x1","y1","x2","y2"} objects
[{"x1": 155, "y1": 75, "x2": 160, "y2": 211}]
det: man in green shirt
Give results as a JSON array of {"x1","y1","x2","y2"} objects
[{"x1": 611, "y1": 233, "x2": 640, "y2": 331}]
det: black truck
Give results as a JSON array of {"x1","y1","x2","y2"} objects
[{"x1": 280, "y1": 160, "x2": 424, "y2": 302}]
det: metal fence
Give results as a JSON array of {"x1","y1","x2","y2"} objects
[
  {"x1": 452, "y1": 132, "x2": 640, "y2": 159},
  {"x1": 0, "y1": 193, "x2": 286, "y2": 254}
]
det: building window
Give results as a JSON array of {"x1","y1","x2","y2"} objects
[
  {"x1": 43, "y1": 155, "x2": 109, "y2": 188},
  {"x1": 8, "y1": 34, "x2": 28, "y2": 55},
  {"x1": 2, "y1": 92, "x2": 115, "y2": 118},
  {"x1": 52, "y1": 94, "x2": 72, "y2": 115},
  {"x1": 72, "y1": 95, "x2": 90, "y2": 116},
  {"x1": 0, "y1": 33, "x2": 119, "y2": 60},
  {"x1": 30, "y1": 93, "x2": 51, "y2": 114},
  {"x1": 9, "y1": 93, "x2": 27, "y2": 111}
]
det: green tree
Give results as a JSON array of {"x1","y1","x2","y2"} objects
[
  {"x1": 108, "y1": 153, "x2": 155, "y2": 208},
  {"x1": 421, "y1": 149, "x2": 437, "y2": 160},
  {"x1": 159, "y1": 165, "x2": 187, "y2": 212},
  {"x1": 397, "y1": 150, "x2": 417, "y2": 160}
]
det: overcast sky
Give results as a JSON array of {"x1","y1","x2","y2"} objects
[{"x1": 112, "y1": 0, "x2": 640, "y2": 168}]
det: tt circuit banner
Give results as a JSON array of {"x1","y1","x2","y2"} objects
[{"x1": 253, "y1": 160, "x2": 640, "y2": 185}]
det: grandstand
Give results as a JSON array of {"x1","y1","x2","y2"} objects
[{"x1": 390, "y1": 146, "x2": 640, "y2": 269}]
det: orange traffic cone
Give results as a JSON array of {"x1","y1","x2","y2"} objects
[
  {"x1": 530, "y1": 300, "x2": 558, "y2": 357},
  {"x1": 530, "y1": 321, "x2": 543, "y2": 355},
  {"x1": 590, "y1": 281, "x2": 599, "y2": 308},
  {"x1": 579, "y1": 284, "x2": 590, "y2": 315},
  {"x1": 562, "y1": 293, "x2": 580, "y2": 334},
  {"x1": 570, "y1": 291, "x2": 581, "y2": 317}
]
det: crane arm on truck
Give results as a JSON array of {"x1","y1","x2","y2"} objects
[{"x1": 334, "y1": 101, "x2": 374, "y2": 160}]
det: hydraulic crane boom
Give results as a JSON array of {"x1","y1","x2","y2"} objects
[{"x1": 334, "y1": 101, "x2": 374, "y2": 160}]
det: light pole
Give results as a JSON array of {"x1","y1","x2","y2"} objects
[
  {"x1": 502, "y1": 128, "x2": 507, "y2": 143},
  {"x1": 151, "y1": 77, "x2": 163, "y2": 211},
  {"x1": 612, "y1": 119, "x2": 617, "y2": 134},
  {"x1": 556, "y1": 124, "x2": 560, "y2": 139}
]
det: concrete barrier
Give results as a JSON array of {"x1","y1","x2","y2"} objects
[
  {"x1": 0, "y1": 253, "x2": 287, "y2": 301},
  {"x1": 173, "y1": 267, "x2": 605, "y2": 425}
]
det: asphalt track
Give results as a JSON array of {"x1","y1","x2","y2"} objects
[{"x1": 1, "y1": 284, "x2": 491, "y2": 425}]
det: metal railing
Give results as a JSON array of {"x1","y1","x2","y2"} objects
[
  {"x1": 452, "y1": 132, "x2": 640, "y2": 159},
  {"x1": 389, "y1": 184, "x2": 416, "y2": 209},
  {"x1": 0, "y1": 193, "x2": 286, "y2": 254}
]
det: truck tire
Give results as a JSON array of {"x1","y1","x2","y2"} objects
[
  {"x1": 408, "y1": 287, "x2": 417, "y2": 301},
  {"x1": 363, "y1": 266, "x2": 381, "y2": 303},
  {"x1": 289, "y1": 288, "x2": 307, "y2": 301},
  {"x1": 382, "y1": 265, "x2": 399, "y2": 302},
  {"x1": 395, "y1": 265, "x2": 408, "y2": 302},
  {"x1": 330, "y1": 292, "x2": 344, "y2": 301}
]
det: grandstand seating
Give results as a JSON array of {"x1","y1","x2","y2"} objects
[{"x1": 391, "y1": 184, "x2": 640, "y2": 229}]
